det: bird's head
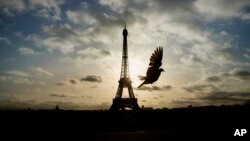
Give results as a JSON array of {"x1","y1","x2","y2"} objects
[{"x1": 159, "y1": 68, "x2": 165, "y2": 72}]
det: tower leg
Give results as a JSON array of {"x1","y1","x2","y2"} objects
[{"x1": 109, "y1": 98, "x2": 140, "y2": 111}]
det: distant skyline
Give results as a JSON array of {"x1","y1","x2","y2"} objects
[{"x1": 0, "y1": 0, "x2": 250, "y2": 110}]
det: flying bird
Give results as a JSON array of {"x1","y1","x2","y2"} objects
[{"x1": 138, "y1": 47, "x2": 164, "y2": 88}]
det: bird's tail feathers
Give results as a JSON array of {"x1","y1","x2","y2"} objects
[
  {"x1": 138, "y1": 82, "x2": 145, "y2": 88},
  {"x1": 138, "y1": 75, "x2": 146, "y2": 80}
]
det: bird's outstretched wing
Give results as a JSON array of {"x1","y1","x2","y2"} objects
[
  {"x1": 149, "y1": 47, "x2": 163, "y2": 68},
  {"x1": 138, "y1": 47, "x2": 164, "y2": 88}
]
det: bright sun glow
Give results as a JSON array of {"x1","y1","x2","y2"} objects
[{"x1": 129, "y1": 59, "x2": 147, "y2": 86}]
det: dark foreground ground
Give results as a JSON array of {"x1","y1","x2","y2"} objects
[{"x1": 1, "y1": 105, "x2": 249, "y2": 140}]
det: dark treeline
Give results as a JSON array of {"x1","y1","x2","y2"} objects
[{"x1": 1, "y1": 104, "x2": 249, "y2": 140}]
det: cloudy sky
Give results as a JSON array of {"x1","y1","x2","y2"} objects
[{"x1": 0, "y1": 0, "x2": 250, "y2": 110}]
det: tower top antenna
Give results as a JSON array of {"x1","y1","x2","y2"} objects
[{"x1": 123, "y1": 21, "x2": 128, "y2": 35}]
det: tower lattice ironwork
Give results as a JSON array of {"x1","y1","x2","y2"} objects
[{"x1": 109, "y1": 23, "x2": 140, "y2": 111}]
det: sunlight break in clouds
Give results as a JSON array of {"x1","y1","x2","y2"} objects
[{"x1": 0, "y1": 0, "x2": 250, "y2": 110}]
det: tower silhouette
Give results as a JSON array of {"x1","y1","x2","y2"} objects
[{"x1": 110, "y1": 23, "x2": 140, "y2": 111}]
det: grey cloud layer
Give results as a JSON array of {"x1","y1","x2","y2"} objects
[
  {"x1": 180, "y1": 68, "x2": 250, "y2": 106},
  {"x1": 205, "y1": 68, "x2": 250, "y2": 82},
  {"x1": 81, "y1": 75, "x2": 102, "y2": 83},
  {"x1": 56, "y1": 75, "x2": 103, "y2": 86},
  {"x1": 136, "y1": 85, "x2": 172, "y2": 91},
  {"x1": 0, "y1": 0, "x2": 65, "y2": 20},
  {"x1": 201, "y1": 91, "x2": 250, "y2": 102}
]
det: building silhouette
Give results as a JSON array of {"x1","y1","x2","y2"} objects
[{"x1": 109, "y1": 23, "x2": 140, "y2": 111}]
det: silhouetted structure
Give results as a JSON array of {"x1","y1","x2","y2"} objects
[
  {"x1": 55, "y1": 104, "x2": 60, "y2": 111},
  {"x1": 110, "y1": 23, "x2": 140, "y2": 111},
  {"x1": 2, "y1": 104, "x2": 249, "y2": 140}
]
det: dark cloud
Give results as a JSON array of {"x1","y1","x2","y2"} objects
[
  {"x1": 153, "y1": 97, "x2": 159, "y2": 100},
  {"x1": 81, "y1": 95, "x2": 93, "y2": 99},
  {"x1": 91, "y1": 85, "x2": 98, "y2": 88},
  {"x1": 102, "y1": 0, "x2": 203, "y2": 31},
  {"x1": 56, "y1": 81, "x2": 67, "y2": 86},
  {"x1": 66, "y1": 1, "x2": 148, "y2": 43},
  {"x1": 50, "y1": 93, "x2": 93, "y2": 99},
  {"x1": 230, "y1": 68, "x2": 250, "y2": 80},
  {"x1": 100, "y1": 49, "x2": 111, "y2": 56},
  {"x1": 136, "y1": 86, "x2": 160, "y2": 91},
  {"x1": 192, "y1": 55, "x2": 202, "y2": 63},
  {"x1": 81, "y1": 75, "x2": 102, "y2": 83},
  {"x1": 218, "y1": 47, "x2": 234, "y2": 60},
  {"x1": 56, "y1": 79, "x2": 79, "y2": 86},
  {"x1": 50, "y1": 93, "x2": 67, "y2": 98},
  {"x1": 207, "y1": 31, "x2": 238, "y2": 62},
  {"x1": 205, "y1": 68, "x2": 250, "y2": 83},
  {"x1": 173, "y1": 91, "x2": 250, "y2": 107},
  {"x1": 136, "y1": 85, "x2": 172, "y2": 91},
  {"x1": 69, "y1": 79, "x2": 77, "y2": 85},
  {"x1": 67, "y1": 7, "x2": 121, "y2": 29},
  {"x1": 163, "y1": 85, "x2": 173, "y2": 90},
  {"x1": 220, "y1": 72, "x2": 230, "y2": 77},
  {"x1": 77, "y1": 47, "x2": 112, "y2": 59},
  {"x1": 42, "y1": 24, "x2": 79, "y2": 39},
  {"x1": 181, "y1": 54, "x2": 203, "y2": 66},
  {"x1": 0, "y1": 0, "x2": 65, "y2": 20},
  {"x1": 206, "y1": 76, "x2": 221, "y2": 82},
  {"x1": 201, "y1": 91, "x2": 250, "y2": 103},
  {"x1": 152, "y1": 86, "x2": 161, "y2": 90},
  {"x1": 138, "y1": 86, "x2": 151, "y2": 91},
  {"x1": 151, "y1": 0, "x2": 197, "y2": 16},
  {"x1": 0, "y1": 0, "x2": 25, "y2": 16},
  {"x1": 183, "y1": 84, "x2": 217, "y2": 93},
  {"x1": 214, "y1": 68, "x2": 250, "y2": 80}
]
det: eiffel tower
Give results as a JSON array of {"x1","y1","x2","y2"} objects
[{"x1": 109, "y1": 23, "x2": 140, "y2": 111}]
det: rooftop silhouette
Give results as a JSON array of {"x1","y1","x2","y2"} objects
[{"x1": 1, "y1": 104, "x2": 249, "y2": 140}]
